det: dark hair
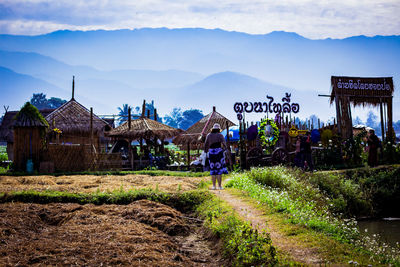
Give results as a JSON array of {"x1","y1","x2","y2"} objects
[{"x1": 211, "y1": 129, "x2": 220, "y2": 133}]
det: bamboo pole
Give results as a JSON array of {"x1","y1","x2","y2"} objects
[
  {"x1": 128, "y1": 107, "x2": 131, "y2": 130},
  {"x1": 90, "y1": 107, "x2": 93, "y2": 153},
  {"x1": 380, "y1": 99, "x2": 385, "y2": 141}
]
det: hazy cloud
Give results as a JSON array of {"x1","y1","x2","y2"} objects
[{"x1": 0, "y1": 0, "x2": 399, "y2": 38}]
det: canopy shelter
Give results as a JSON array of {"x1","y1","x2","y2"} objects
[
  {"x1": 330, "y1": 76, "x2": 394, "y2": 140},
  {"x1": 173, "y1": 106, "x2": 235, "y2": 168},
  {"x1": 173, "y1": 106, "x2": 236, "y2": 148},
  {"x1": 107, "y1": 117, "x2": 182, "y2": 141},
  {"x1": 106, "y1": 101, "x2": 182, "y2": 170}
]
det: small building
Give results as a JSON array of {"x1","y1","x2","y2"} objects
[
  {"x1": 12, "y1": 102, "x2": 49, "y2": 171},
  {"x1": 45, "y1": 99, "x2": 112, "y2": 151},
  {"x1": 0, "y1": 109, "x2": 54, "y2": 161}
]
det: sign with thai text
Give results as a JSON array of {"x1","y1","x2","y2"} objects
[
  {"x1": 331, "y1": 76, "x2": 394, "y2": 97},
  {"x1": 233, "y1": 93, "x2": 300, "y2": 120}
]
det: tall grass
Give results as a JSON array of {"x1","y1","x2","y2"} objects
[{"x1": 226, "y1": 166, "x2": 400, "y2": 264}]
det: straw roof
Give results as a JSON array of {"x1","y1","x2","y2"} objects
[
  {"x1": 0, "y1": 109, "x2": 54, "y2": 143},
  {"x1": 14, "y1": 102, "x2": 49, "y2": 128},
  {"x1": 107, "y1": 117, "x2": 182, "y2": 140},
  {"x1": 45, "y1": 99, "x2": 110, "y2": 135},
  {"x1": 173, "y1": 109, "x2": 235, "y2": 145}
]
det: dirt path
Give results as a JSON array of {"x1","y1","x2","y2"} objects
[{"x1": 211, "y1": 188, "x2": 324, "y2": 266}]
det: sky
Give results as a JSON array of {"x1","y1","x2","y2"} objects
[{"x1": 0, "y1": 0, "x2": 400, "y2": 39}]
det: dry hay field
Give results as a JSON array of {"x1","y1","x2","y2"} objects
[
  {"x1": 0, "y1": 173, "x2": 209, "y2": 193},
  {"x1": 0, "y1": 200, "x2": 224, "y2": 266},
  {"x1": 0, "y1": 173, "x2": 227, "y2": 266}
]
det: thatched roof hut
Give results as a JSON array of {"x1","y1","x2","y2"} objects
[
  {"x1": 173, "y1": 107, "x2": 235, "y2": 147},
  {"x1": 107, "y1": 117, "x2": 182, "y2": 141},
  {"x1": 13, "y1": 102, "x2": 49, "y2": 171},
  {"x1": 45, "y1": 99, "x2": 110, "y2": 135}
]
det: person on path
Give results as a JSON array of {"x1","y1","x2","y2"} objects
[
  {"x1": 367, "y1": 129, "x2": 380, "y2": 167},
  {"x1": 301, "y1": 131, "x2": 314, "y2": 171},
  {"x1": 204, "y1": 123, "x2": 229, "y2": 190}
]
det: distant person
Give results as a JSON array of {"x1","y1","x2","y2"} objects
[
  {"x1": 301, "y1": 131, "x2": 314, "y2": 171},
  {"x1": 204, "y1": 123, "x2": 228, "y2": 190},
  {"x1": 367, "y1": 129, "x2": 380, "y2": 167},
  {"x1": 294, "y1": 136, "x2": 303, "y2": 168}
]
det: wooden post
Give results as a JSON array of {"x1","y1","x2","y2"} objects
[
  {"x1": 90, "y1": 107, "x2": 93, "y2": 153},
  {"x1": 147, "y1": 109, "x2": 150, "y2": 118},
  {"x1": 226, "y1": 120, "x2": 232, "y2": 170},
  {"x1": 128, "y1": 107, "x2": 131, "y2": 130},
  {"x1": 154, "y1": 108, "x2": 158, "y2": 121},
  {"x1": 187, "y1": 142, "x2": 190, "y2": 171},
  {"x1": 141, "y1": 100, "x2": 146, "y2": 118},
  {"x1": 129, "y1": 139, "x2": 134, "y2": 171},
  {"x1": 387, "y1": 97, "x2": 393, "y2": 141},
  {"x1": 72, "y1": 76, "x2": 75, "y2": 100},
  {"x1": 379, "y1": 99, "x2": 385, "y2": 141},
  {"x1": 334, "y1": 96, "x2": 341, "y2": 135}
]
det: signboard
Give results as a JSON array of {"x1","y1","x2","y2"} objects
[
  {"x1": 331, "y1": 76, "x2": 394, "y2": 99},
  {"x1": 233, "y1": 92, "x2": 300, "y2": 120}
]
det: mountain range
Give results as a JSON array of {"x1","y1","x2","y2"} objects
[{"x1": 0, "y1": 28, "x2": 399, "y2": 122}]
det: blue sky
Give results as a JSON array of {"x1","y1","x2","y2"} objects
[{"x1": 0, "y1": 0, "x2": 399, "y2": 38}]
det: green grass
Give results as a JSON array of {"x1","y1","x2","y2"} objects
[
  {"x1": 196, "y1": 194, "x2": 277, "y2": 266},
  {"x1": 226, "y1": 167, "x2": 400, "y2": 265}
]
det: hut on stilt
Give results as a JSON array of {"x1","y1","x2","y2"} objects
[
  {"x1": 12, "y1": 102, "x2": 49, "y2": 171},
  {"x1": 173, "y1": 106, "x2": 235, "y2": 167}
]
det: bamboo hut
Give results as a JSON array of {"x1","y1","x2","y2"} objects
[
  {"x1": 0, "y1": 109, "x2": 54, "y2": 161},
  {"x1": 12, "y1": 102, "x2": 49, "y2": 171},
  {"x1": 173, "y1": 106, "x2": 235, "y2": 167},
  {"x1": 45, "y1": 99, "x2": 111, "y2": 151},
  {"x1": 330, "y1": 76, "x2": 394, "y2": 140}
]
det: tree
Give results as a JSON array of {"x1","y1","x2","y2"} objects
[
  {"x1": 30, "y1": 93, "x2": 66, "y2": 109},
  {"x1": 163, "y1": 108, "x2": 182, "y2": 128},
  {"x1": 309, "y1": 114, "x2": 319, "y2": 128},
  {"x1": 353, "y1": 116, "x2": 363, "y2": 125},
  {"x1": 180, "y1": 109, "x2": 204, "y2": 130},
  {"x1": 117, "y1": 104, "x2": 133, "y2": 125},
  {"x1": 366, "y1": 111, "x2": 378, "y2": 128},
  {"x1": 30, "y1": 93, "x2": 48, "y2": 109},
  {"x1": 163, "y1": 108, "x2": 204, "y2": 129},
  {"x1": 47, "y1": 97, "x2": 66, "y2": 108}
]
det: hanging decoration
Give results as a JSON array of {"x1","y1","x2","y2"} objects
[
  {"x1": 259, "y1": 118, "x2": 280, "y2": 147},
  {"x1": 288, "y1": 126, "x2": 299, "y2": 137}
]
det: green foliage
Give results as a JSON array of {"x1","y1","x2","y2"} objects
[
  {"x1": 0, "y1": 189, "x2": 210, "y2": 213},
  {"x1": 197, "y1": 195, "x2": 277, "y2": 266},
  {"x1": 258, "y1": 118, "x2": 279, "y2": 147},
  {"x1": 163, "y1": 107, "x2": 204, "y2": 130},
  {"x1": 226, "y1": 167, "x2": 400, "y2": 264},
  {"x1": 14, "y1": 102, "x2": 49, "y2": 127},
  {"x1": 30, "y1": 93, "x2": 66, "y2": 109},
  {"x1": 344, "y1": 167, "x2": 400, "y2": 217}
]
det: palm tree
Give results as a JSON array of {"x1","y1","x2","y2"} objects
[{"x1": 117, "y1": 104, "x2": 132, "y2": 125}]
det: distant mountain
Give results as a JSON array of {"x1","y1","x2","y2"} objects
[
  {"x1": 0, "y1": 66, "x2": 69, "y2": 110},
  {"x1": 173, "y1": 71, "x2": 334, "y2": 122},
  {"x1": 0, "y1": 50, "x2": 204, "y2": 89},
  {"x1": 0, "y1": 28, "x2": 398, "y2": 93},
  {"x1": 0, "y1": 28, "x2": 399, "y2": 121}
]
